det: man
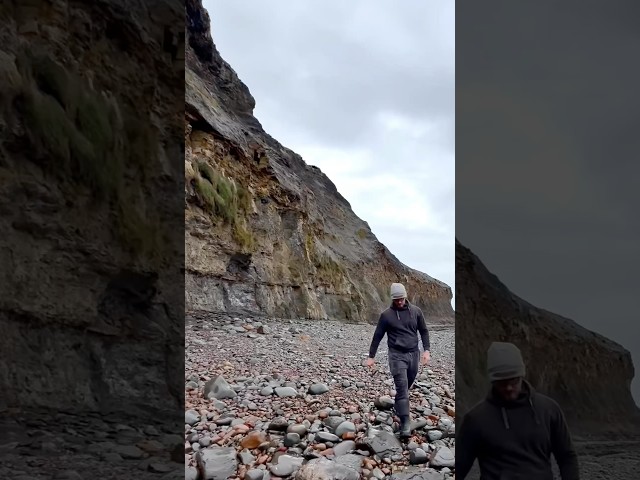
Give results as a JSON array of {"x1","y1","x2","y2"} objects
[
  {"x1": 457, "y1": 341, "x2": 580, "y2": 480},
  {"x1": 366, "y1": 282, "x2": 430, "y2": 437}
]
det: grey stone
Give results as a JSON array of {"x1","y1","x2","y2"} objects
[
  {"x1": 148, "y1": 463, "x2": 174, "y2": 473},
  {"x1": 372, "y1": 468, "x2": 386, "y2": 479},
  {"x1": 214, "y1": 415, "x2": 234, "y2": 426},
  {"x1": 245, "y1": 470, "x2": 265, "y2": 480},
  {"x1": 335, "y1": 453, "x2": 363, "y2": 472},
  {"x1": 411, "y1": 418, "x2": 429, "y2": 430},
  {"x1": 374, "y1": 396, "x2": 395, "y2": 409},
  {"x1": 204, "y1": 376, "x2": 237, "y2": 400},
  {"x1": 410, "y1": 448, "x2": 429, "y2": 465},
  {"x1": 316, "y1": 431, "x2": 340, "y2": 443},
  {"x1": 389, "y1": 468, "x2": 445, "y2": 480},
  {"x1": 269, "y1": 455, "x2": 304, "y2": 477},
  {"x1": 268, "y1": 417, "x2": 289, "y2": 431},
  {"x1": 185, "y1": 410, "x2": 200, "y2": 425},
  {"x1": 332, "y1": 440, "x2": 355, "y2": 456},
  {"x1": 287, "y1": 424, "x2": 308, "y2": 436},
  {"x1": 239, "y1": 449, "x2": 255, "y2": 465},
  {"x1": 284, "y1": 433, "x2": 301, "y2": 447},
  {"x1": 363, "y1": 428, "x2": 403, "y2": 458},
  {"x1": 324, "y1": 416, "x2": 347, "y2": 433},
  {"x1": 308, "y1": 383, "x2": 329, "y2": 395},
  {"x1": 196, "y1": 447, "x2": 238, "y2": 480},
  {"x1": 114, "y1": 445, "x2": 145, "y2": 459},
  {"x1": 430, "y1": 446, "x2": 455, "y2": 468},
  {"x1": 275, "y1": 387, "x2": 297, "y2": 397},
  {"x1": 185, "y1": 467, "x2": 198, "y2": 480},
  {"x1": 295, "y1": 457, "x2": 359, "y2": 480},
  {"x1": 335, "y1": 421, "x2": 356, "y2": 438}
]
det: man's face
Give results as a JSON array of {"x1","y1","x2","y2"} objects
[
  {"x1": 493, "y1": 376, "x2": 523, "y2": 401},
  {"x1": 393, "y1": 297, "x2": 406, "y2": 308}
]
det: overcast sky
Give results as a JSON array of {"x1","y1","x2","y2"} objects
[
  {"x1": 457, "y1": 1, "x2": 640, "y2": 405},
  {"x1": 204, "y1": 0, "x2": 455, "y2": 306}
]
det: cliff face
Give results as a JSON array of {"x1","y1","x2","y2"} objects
[
  {"x1": 184, "y1": 0, "x2": 454, "y2": 324},
  {"x1": 0, "y1": 1, "x2": 184, "y2": 419},
  {"x1": 456, "y1": 240, "x2": 640, "y2": 435}
]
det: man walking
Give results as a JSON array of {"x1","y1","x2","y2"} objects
[
  {"x1": 456, "y1": 341, "x2": 580, "y2": 479},
  {"x1": 366, "y1": 282, "x2": 431, "y2": 437}
]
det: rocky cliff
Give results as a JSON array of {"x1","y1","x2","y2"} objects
[
  {"x1": 184, "y1": 0, "x2": 454, "y2": 325},
  {"x1": 0, "y1": 1, "x2": 184, "y2": 420},
  {"x1": 455, "y1": 239, "x2": 640, "y2": 435}
]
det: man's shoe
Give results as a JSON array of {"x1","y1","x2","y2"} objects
[{"x1": 399, "y1": 418, "x2": 412, "y2": 437}]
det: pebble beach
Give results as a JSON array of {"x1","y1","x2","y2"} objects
[{"x1": 185, "y1": 313, "x2": 456, "y2": 480}]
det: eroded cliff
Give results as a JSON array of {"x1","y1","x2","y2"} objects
[
  {"x1": 455, "y1": 239, "x2": 640, "y2": 435},
  {"x1": 0, "y1": 1, "x2": 183, "y2": 419},
  {"x1": 184, "y1": 0, "x2": 454, "y2": 324}
]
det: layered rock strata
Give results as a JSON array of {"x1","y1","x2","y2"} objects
[{"x1": 184, "y1": 0, "x2": 454, "y2": 324}]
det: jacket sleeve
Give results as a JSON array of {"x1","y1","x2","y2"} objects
[
  {"x1": 416, "y1": 307, "x2": 430, "y2": 351},
  {"x1": 550, "y1": 401, "x2": 580, "y2": 480},
  {"x1": 368, "y1": 314, "x2": 387, "y2": 358},
  {"x1": 456, "y1": 413, "x2": 479, "y2": 479}
]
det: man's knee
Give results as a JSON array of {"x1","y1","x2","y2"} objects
[
  {"x1": 393, "y1": 371, "x2": 409, "y2": 392},
  {"x1": 392, "y1": 367, "x2": 407, "y2": 379},
  {"x1": 389, "y1": 357, "x2": 407, "y2": 376}
]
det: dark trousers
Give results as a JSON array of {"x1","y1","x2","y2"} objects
[{"x1": 388, "y1": 349, "x2": 420, "y2": 418}]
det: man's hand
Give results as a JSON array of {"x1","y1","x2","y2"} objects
[
  {"x1": 365, "y1": 357, "x2": 375, "y2": 367},
  {"x1": 421, "y1": 351, "x2": 430, "y2": 365}
]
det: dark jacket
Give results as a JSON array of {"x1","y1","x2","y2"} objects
[
  {"x1": 368, "y1": 300, "x2": 430, "y2": 358},
  {"x1": 456, "y1": 380, "x2": 580, "y2": 480}
]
